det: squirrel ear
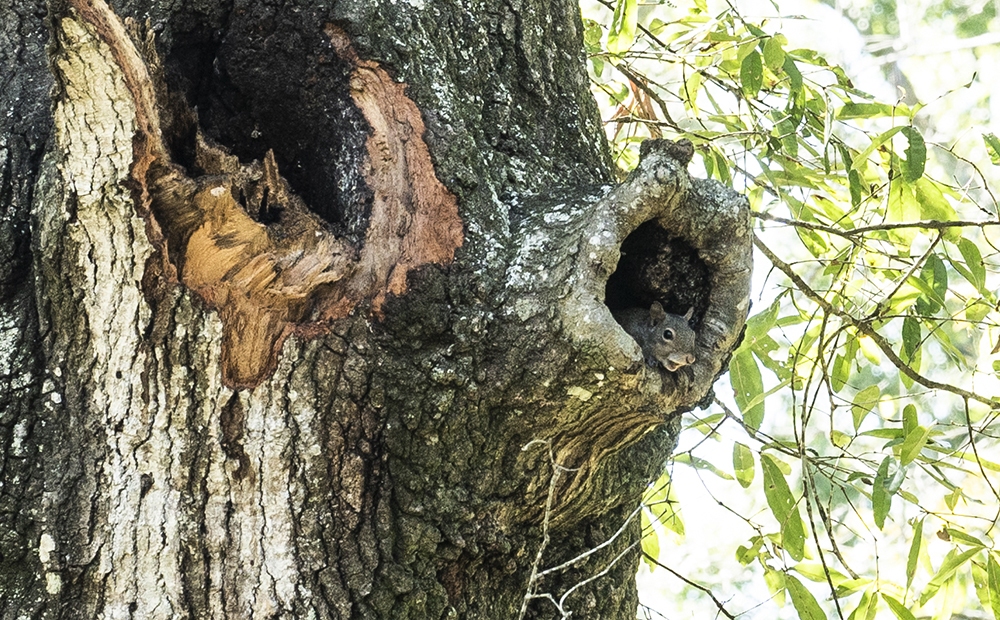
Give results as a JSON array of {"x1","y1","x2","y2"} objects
[
  {"x1": 649, "y1": 302, "x2": 667, "y2": 323},
  {"x1": 683, "y1": 307, "x2": 694, "y2": 321}
]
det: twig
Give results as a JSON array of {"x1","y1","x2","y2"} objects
[
  {"x1": 519, "y1": 439, "x2": 565, "y2": 620},
  {"x1": 753, "y1": 210, "x2": 1000, "y2": 237},
  {"x1": 962, "y1": 399, "x2": 1000, "y2": 535},
  {"x1": 753, "y1": 234, "x2": 1000, "y2": 409},
  {"x1": 640, "y1": 552, "x2": 738, "y2": 620}
]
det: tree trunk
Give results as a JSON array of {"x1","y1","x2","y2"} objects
[{"x1": 0, "y1": 0, "x2": 751, "y2": 618}]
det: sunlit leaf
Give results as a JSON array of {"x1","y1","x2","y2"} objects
[
  {"x1": 607, "y1": 0, "x2": 638, "y2": 55},
  {"x1": 985, "y1": 132, "x2": 1000, "y2": 165},
  {"x1": 899, "y1": 424, "x2": 931, "y2": 465},
  {"x1": 901, "y1": 127, "x2": 926, "y2": 182},
  {"x1": 919, "y1": 547, "x2": 981, "y2": 605},
  {"x1": 786, "y1": 574, "x2": 827, "y2": 620},
  {"x1": 765, "y1": 567, "x2": 787, "y2": 605},
  {"x1": 837, "y1": 102, "x2": 896, "y2": 119},
  {"x1": 761, "y1": 454, "x2": 805, "y2": 561},
  {"x1": 730, "y1": 349, "x2": 765, "y2": 430},
  {"x1": 882, "y1": 594, "x2": 917, "y2": 620},
  {"x1": 852, "y1": 126, "x2": 905, "y2": 172},
  {"x1": 848, "y1": 588, "x2": 878, "y2": 620},
  {"x1": 640, "y1": 509, "x2": 660, "y2": 570},
  {"x1": 733, "y1": 442, "x2": 755, "y2": 488},
  {"x1": 906, "y1": 518, "x2": 923, "y2": 593},
  {"x1": 988, "y1": 552, "x2": 1000, "y2": 620},
  {"x1": 675, "y1": 453, "x2": 734, "y2": 480},
  {"x1": 852, "y1": 385, "x2": 880, "y2": 431},
  {"x1": 914, "y1": 179, "x2": 959, "y2": 240},
  {"x1": 902, "y1": 316, "x2": 921, "y2": 362},
  {"x1": 957, "y1": 237, "x2": 987, "y2": 292},
  {"x1": 872, "y1": 456, "x2": 892, "y2": 529},
  {"x1": 763, "y1": 35, "x2": 786, "y2": 70},
  {"x1": 741, "y1": 50, "x2": 763, "y2": 97}
]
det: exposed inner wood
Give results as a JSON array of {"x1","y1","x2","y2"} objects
[{"x1": 68, "y1": 0, "x2": 464, "y2": 388}]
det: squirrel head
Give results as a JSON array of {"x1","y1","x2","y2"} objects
[{"x1": 642, "y1": 302, "x2": 697, "y2": 371}]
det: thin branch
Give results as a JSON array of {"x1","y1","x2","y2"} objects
[
  {"x1": 640, "y1": 553, "x2": 738, "y2": 620},
  {"x1": 868, "y1": 231, "x2": 942, "y2": 320},
  {"x1": 753, "y1": 210, "x2": 1000, "y2": 237},
  {"x1": 753, "y1": 234, "x2": 1000, "y2": 409},
  {"x1": 962, "y1": 399, "x2": 1000, "y2": 535},
  {"x1": 519, "y1": 439, "x2": 566, "y2": 620},
  {"x1": 535, "y1": 505, "x2": 643, "y2": 578},
  {"x1": 614, "y1": 62, "x2": 679, "y2": 129}
]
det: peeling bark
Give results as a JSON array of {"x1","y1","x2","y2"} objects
[{"x1": 0, "y1": 0, "x2": 751, "y2": 618}]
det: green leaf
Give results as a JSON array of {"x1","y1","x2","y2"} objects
[
  {"x1": 643, "y1": 472, "x2": 685, "y2": 539},
  {"x1": 763, "y1": 35, "x2": 786, "y2": 70},
  {"x1": 901, "y1": 127, "x2": 926, "y2": 182},
  {"x1": 848, "y1": 588, "x2": 878, "y2": 620},
  {"x1": 782, "y1": 55, "x2": 803, "y2": 95},
  {"x1": 902, "y1": 404, "x2": 918, "y2": 437},
  {"x1": 946, "y1": 528, "x2": 987, "y2": 547},
  {"x1": 852, "y1": 385, "x2": 880, "y2": 431},
  {"x1": 837, "y1": 102, "x2": 896, "y2": 119},
  {"x1": 914, "y1": 179, "x2": 959, "y2": 238},
  {"x1": 882, "y1": 594, "x2": 917, "y2": 620},
  {"x1": 765, "y1": 567, "x2": 787, "y2": 605},
  {"x1": 761, "y1": 454, "x2": 806, "y2": 561},
  {"x1": 640, "y1": 509, "x2": 661, "y2": 570},
  {"x1": 957, "y1": 238, "x2": 987, "y2": 292},
  {"x1": 741, "y1": 50, "x2": 763, "y2": 98},
  {"x1": 914, "y1": 254, "x2": 948, "y2": 315},
  {"x1": 944, "y1": 486, "x2": 962, "y2": 511},
  {"x1": 988, "y1": 552, "x2": 1000, "y2": 620},
  {"x1": 730, "y1": 349, "x2": 765, "y2": 430},
  {"x1": 906, "y1": 518, "x2": 923, "y2": 593},
  {"x1": 607, "y1": 0, "x2": 638, "y2": 55},
  {"x1": 582, "y1": 18, "x2": 603, "y2": 53},
  {"x1": 852, "y1": 126, "x2": 905, "y2": 172},
  {"x1": 872, "y1": 456, "x2": 892, "y2": 530},
  {"x1": 675, "y1": 453, "x2": 734, "y2": 480},
  {"x1": 985, "y1": 132, "x2": 1000, "y2": 165},
  {"x1": 848, "y1": 168, "x2": 864, "y2": 207},
  {"x1": 736, "y1": 536, "x2": 764, "y2": 565},
  {"x1": 733, "y1": 442, "x2": 755, "y2": 488},
  {"x1": 902, "y1": 317, "x2": 921, "y2": 362},
  {"x1": 886, "y1": 181, "x2": 920, "y2": 245},
  {"x1": 920, "y1": 547, "x2": 982, "y2": 605},
  {"x1": 786, "y1": 574, "x2": 827, "y2": 620},
  {"x1": 900, "y1": 424, "x2": 932, "y2": 465}
]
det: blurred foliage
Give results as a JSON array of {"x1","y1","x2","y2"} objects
[{"x1": 583, "y1": 0, "x2": 1000, "y2": 618}]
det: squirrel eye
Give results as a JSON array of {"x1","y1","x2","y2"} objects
[{"x1": 662, "y1": 329, "x2": 675, "y2": 341}]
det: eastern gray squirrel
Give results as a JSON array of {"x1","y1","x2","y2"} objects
[{"x1": 614, "y1": 302, "x2": 697, "y2": 372}]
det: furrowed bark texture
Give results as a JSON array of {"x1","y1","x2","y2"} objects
[{"x1": 0, "y1": 0, "x2": 752, "y2": 619}]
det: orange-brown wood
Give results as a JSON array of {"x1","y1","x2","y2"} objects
[{"x1": 68, "y1": 0, "x2": 464, "y2": 388}]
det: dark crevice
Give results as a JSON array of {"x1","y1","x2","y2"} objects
[
  {"x1": 605, "y1": 220, "x2": 711, "y2": 327},
  {"x1": 157, "y1": 7, "x2": 374, "y2": 244}
]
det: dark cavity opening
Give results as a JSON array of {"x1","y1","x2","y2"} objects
[
  {"x1": 159, "y1": 11, "x2": 374, "y2": 244},
  {"x1": 605, "y1": 220, "x2": 710, "y2": 326}
]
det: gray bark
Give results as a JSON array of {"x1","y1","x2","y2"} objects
[{"x1": 0, "y1": 0, "x2": 751, "y2": 618}]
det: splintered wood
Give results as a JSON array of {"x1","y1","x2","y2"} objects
[{"x1": 66, "y1": 0, "x2": 463, "y2": 388}]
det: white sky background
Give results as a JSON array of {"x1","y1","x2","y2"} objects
[{"x1": 573, "y1": 0, "x2": 1000, "y2": 617}]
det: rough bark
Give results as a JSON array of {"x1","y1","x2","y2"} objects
[{"x1": 0, "y1": 0, "x2": 751, "y2": 618}]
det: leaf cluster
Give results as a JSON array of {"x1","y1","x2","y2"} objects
[{"x1": 585, "y1": 1, "x2": 1000, "y2": 618}]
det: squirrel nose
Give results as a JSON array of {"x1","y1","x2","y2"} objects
[{"x1": 686, "y1": 354, "x2": 696, "y2": 364}]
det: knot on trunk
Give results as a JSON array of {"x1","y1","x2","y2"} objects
[{"x1": 507, "y1": 139, "x2": 751, "y2": 524}]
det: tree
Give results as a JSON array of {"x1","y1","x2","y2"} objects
[{"x1": 0, "y1": 0, "x2": 750, "y2": 618}]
